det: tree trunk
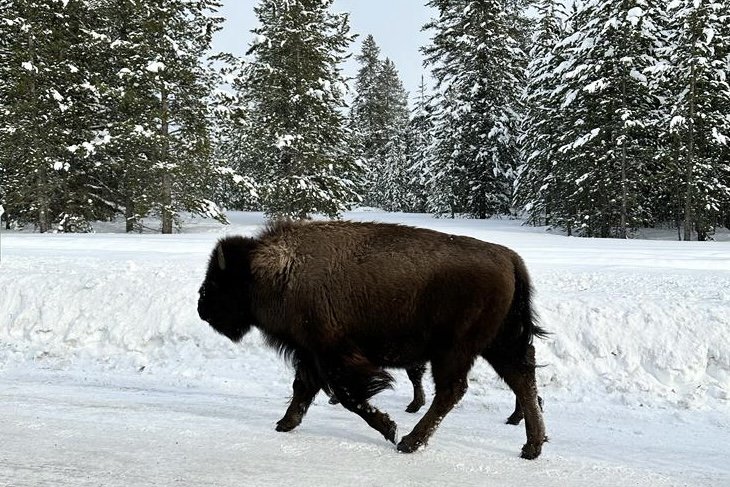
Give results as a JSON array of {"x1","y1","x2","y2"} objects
[
  {"x1": 121, "y1": 0, "x2": 135, "y2": 235},
  {"x1": 683, "y1": 22, "x2": 698, "y2": 241},
  {"x1": 28, "y1": 30, "x2": 50, "y2": 233},
  {"x1": 619, "y1": 73, "x2": 628, "y2": 239},
  {"x1": 160, "y1": 85, "x2": 173, "y2": 234},
  {"x1": 125, "y1": 198, "x2": 135, "y2": 233},
  {"x1": 37, "y1": 163, "x2": 50, "y2": 233}
]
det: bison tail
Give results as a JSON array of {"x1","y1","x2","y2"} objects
[
  {"x1": 493, "y1": 255, "x2": 548, "y2": 361},
  {"x1": 319, "y1": 351, "x2": 394, "y2": 403}
]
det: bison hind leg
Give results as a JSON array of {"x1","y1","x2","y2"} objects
[
  {"x1": 397, "y1": 354, "x2": 473, "y2": 453},
  {"x1": 483, "y1": 344, "x2": 546, "y2": 459},
  {"x1": 405, "y1": 364, "x2": 427, "y2": 413},
  {"x1": 506, "y1": 395, "x2": 544, "y2": 425},
  {"x1": 505, "y1": 397, "x2": 524, "y2": 425}
]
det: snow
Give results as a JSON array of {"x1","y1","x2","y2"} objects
[
  {"x1": 146, "y1": 61, "x2": 166, "y2": 73},
  {"x1": 51, "y1": 89, "x2": 64, "y2": 102},
  {"x1": 671, "y1": 115, "x2": 686, "y2": 130},
  {"x1": 630, "y1": 69, "x2": 647, "y2": 83},
  {"x1": 1, "y1": 211, "x2": 729, "y2": 486},
  {"x1": 712, "y1": 127, "x2": 728, "y2": 145},
  {"x1": 583, "y1": 78, "x2": 609, "y2": 93},
  {"x1": 275, "y1": 134, "x2": 297, "y2": 148},
  {"x1": 52, "y1": 161, "x2": 70, "y2": 171},
  {"x1": 561, "y1": 89, "x2": 578, "y2": 108},
  {"x1": 626, "y1": 7, "x2": 644, "y2": 27}
]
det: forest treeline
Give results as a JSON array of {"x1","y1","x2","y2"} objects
[{"x1": 1, "y1": 0, "x2": 728, "y2": 239}]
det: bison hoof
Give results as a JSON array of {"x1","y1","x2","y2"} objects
[
  {"x1": 520, "y1": 442, "x2": 542, "y2": 460},
  {"x1": 405, "y1": 400, "x2": 424, "y2": 414},
  {"x1": 275, "y1": 417, "x2": 300, "y2": 432},
  {"x1": 396, "y1": 434, "x2": 423, "y2": 453},
  {"x1": 383, "y1": 422, "x2": 398, "y2": 444},
  {"x1": 505, "y1": 413, "x2": 523, "y2": 425}
]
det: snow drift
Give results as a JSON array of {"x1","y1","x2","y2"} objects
[{"x1": 1, "y1": 211, "x2": 729, "y2": 410}]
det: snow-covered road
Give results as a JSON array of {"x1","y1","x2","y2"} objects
[
  {"x1": 1, "y1": 211, "x2": 729, "y2": 486},
  {"x1": 2, "y1": 370, "x2": 728, "y2": 487}
]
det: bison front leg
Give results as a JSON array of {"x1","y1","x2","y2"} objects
[
  {"x1": 276, "y1": 364, "x2": 321, "y2": 433},
  {"x1": 397, "y1": 357, "x2": 471, "y2": 453}
]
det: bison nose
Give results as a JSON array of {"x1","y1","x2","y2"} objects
[{"x1": 197, "y1": 300, "x2": 209, "y2": 321}]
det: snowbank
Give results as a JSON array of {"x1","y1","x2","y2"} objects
[{"x1": 1, "y1": 212, "x2": 729, "y2": 410}]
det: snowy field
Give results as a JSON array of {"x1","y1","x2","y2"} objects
[{"x1": 1, "y1": 211, "x2": 729, "y2": 486}]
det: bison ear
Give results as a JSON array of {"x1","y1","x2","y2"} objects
[
  {"x1": 217, "y1": 244, "x2": 226, "y2": 270},
  {"x1": 214, "y1": 236, "x2": 257, "y2": 277}
]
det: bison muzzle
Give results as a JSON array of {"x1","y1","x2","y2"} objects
[{"x1": 197, "y1": 219, "x2": 547, "y2": 458}]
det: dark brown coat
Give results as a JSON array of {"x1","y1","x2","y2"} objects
[{"x1": 197, "y1": 220, "x2": 547, "y2": 458}]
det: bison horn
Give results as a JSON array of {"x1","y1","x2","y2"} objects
[{"x1": 217, "y1": 244, "x2": 226, "y2": 270}]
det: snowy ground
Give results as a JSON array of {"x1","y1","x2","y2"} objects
[{"x1": 1, "y1": 211, "x2": 729, "y2": 486}]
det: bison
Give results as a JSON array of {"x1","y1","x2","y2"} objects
[{"x1": 197, "y1": 219, "x2": 547, "y2": 458}]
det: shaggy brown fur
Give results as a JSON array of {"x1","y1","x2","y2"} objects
[{"x1": 197, "y1": 220, "x2": 547, "y2": 458}]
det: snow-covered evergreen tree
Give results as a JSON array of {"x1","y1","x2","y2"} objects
[
  {"x1": 349, "y1": 37, "x2": 413, "y2": 210},
  {"x1": 0, "y1": 0, "x2": 106, "y2": 232},
  {"x1": 665, "y1": 0, "x2": 730, "y2": 240},
  {"x1": 233, "y1": 0, "x2": 359, "y2": 219},
  {"x1": 0, "y1": 0, "x2": 223, "y2": 233},
  {"x1": 102, "y1": 0, "x2": 223, "y2": 233},
  {"x1": 540, "y1": 0, "x2": 665, "y2": 237},
  {"x1": 350, "y1": 34, "x2": 384, "y2": 200},
  {"x1": 424, "y1": 0, "x2": 528, "y2": 219},
  {"x1": 370, "y1": 58, "x2": 411, "y2": 210},
  {"x1": 209, "y1": 62, "x2": 261, "y2": 211},
  {"x1": 92, "y1": 0, "x2": 160, "y2": 232},
  {"x1": 515, "y1": 0, "x2": 568, "y2": 227},
  {"x1": 405, "y1": 76, "x2": 433, "y2": 213}
]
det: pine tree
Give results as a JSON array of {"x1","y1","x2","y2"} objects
[
  {"x1": 405, "y1": 76, "x2": 433, "y2": 213},
  {"x1": 209, "y1": 65, "x2": 261, "y2": 211},
  {"x1": 0, "y1": 0, "x2": 107, "y2": 232},
  {"x1": 350, "y1": 34, "x2": 383, "y2": 203},
  {"x1": 539, "y1": 0, "x2": 665, "y2": 237},
  {"x1": 424, "y1": 0, "x2": 528, "y2": 219},
  {"x1": 233, "y1": 0, "x2": 358, "y2": 218},
  {"x1": 349, "y1": 37, "x2": 412, "y2": 210},
  {"x1": 0, "y1": 0, "x2": 224, "y2": 233},
  {"x1": 370, "y1": 58, "x2": 411, "y2": 210},
  {"x1": 112, "y1": 0, "x2": 223, "y2": 233},
  {"x1": 666, "y1": 0, "x2": 730, "y2": 240},
  {"x1": 90, "y1": 0, "x2": 158, "y2": 232},
  {"x1": 515, "y1": 0, "x2": 568, "y2": 227}
]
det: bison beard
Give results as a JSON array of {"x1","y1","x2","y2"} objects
[{"x1": 197, "y1": 220, "x2": 548, "y2": 459}]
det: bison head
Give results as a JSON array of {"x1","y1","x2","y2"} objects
[{"x1": 198, "y1": 236, "x2": 258, "y2": 342}]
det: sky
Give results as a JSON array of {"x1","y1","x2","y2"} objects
[{"x1": 213, "y1": 1, "x2": 436, "y2": 100}]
